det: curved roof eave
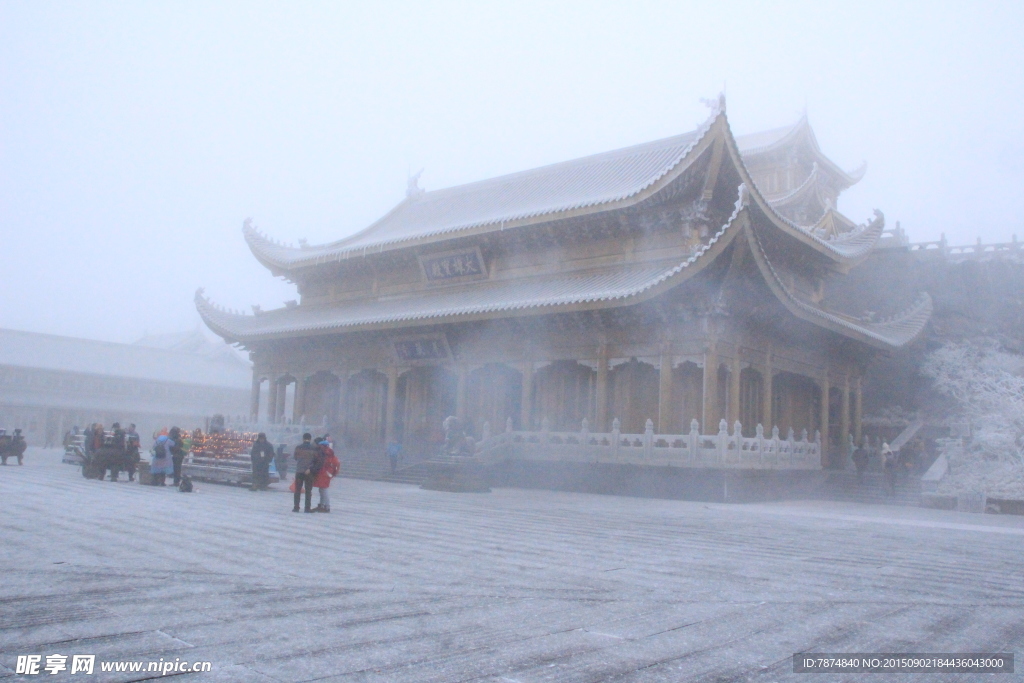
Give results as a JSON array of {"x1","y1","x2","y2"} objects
[
  {"x1": 742, "y1": 223, "x2": 931, "y2": 349},
  {"x1": 739, "y1": 115, "x2": 865, "y2": 189},
  {"x1": 200, "y1": 186, "x2": 753, "y2": 343},
  {"x1": 721, "y1": 118, "x2": 884, "y2": 266}
]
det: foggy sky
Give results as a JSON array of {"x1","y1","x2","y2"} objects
[{"x1": 2, "y1": 1, "x2": 1022, "y2": 344}]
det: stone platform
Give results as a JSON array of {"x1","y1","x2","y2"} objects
[{"x1": 2, "y1": 448, "x2": 1023, "y2": 682}]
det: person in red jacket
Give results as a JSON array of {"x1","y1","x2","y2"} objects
[{"x1": 312, "y1": 437, "x2": 340, "y2": 513}]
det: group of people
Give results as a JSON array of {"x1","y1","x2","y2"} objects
[
  {"x1": 250, "y1": 432, "x2": 340, "y2": 513},
  {"x1": 0, "y1": 428, "x2": 27, "y2": 465},
  {"x1": 850, "y1": 435, "x2": 927, "y2": 495},
  {"x1": 78, "y1": 422, "x2": 142, "y2": 482}
]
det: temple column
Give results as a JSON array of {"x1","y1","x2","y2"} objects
[
  {"x1": 279, "y1": 380, "x2": 290, "y2": 423},
  {"x1": 520, "y1": 362, "x2": 533, "y2": 430},
  {"x1": 854, "y1": 376, "x2": 863, "y2": 445},
  {"x1": 250, "y1": 372, "x2": 261, "y2": 422},
  {"x1": 702, "y1": 345, "x2": 717, "y2": 431},
  {"x1": 337, "y1": 373, "x2": 349, "y2": 437},
  {"x1": 385, "y1": 367, "x2": 398, "y2": 444},
  {"x1": 819, "y1": 375, "x2": 830, "y2": 467},
  {"x1": 729, "y1": 355, "x2": 741, "y2": 425},
  {"x1": 267, "y1": 377, "x2": 279, "y2": 424},
  {"x1": 657, "y1": 351, "x2": 673, "y2": 433},
  {"x1": 293, "y1": 375, "x2": 306, "y2": 424},
  {"x1": 840, "y1": 375, "x2": 851, "y2": 463},
  {"x1": 456, "y1": 365, "x2": 467, "y2": 422},
  {"x1": 761, "y1": 353, "x2": 773, "y2": 431},
  {"x1": 595, "y1": 347, "x2": 608, "y2": 431}
]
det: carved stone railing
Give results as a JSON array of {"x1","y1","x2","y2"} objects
[
  {"x1": 473, "y1": 417, "x2": 821, "y2": 470},
  {"x1": 880, "y1": 231, "x2": 1022, "y2": 262}
]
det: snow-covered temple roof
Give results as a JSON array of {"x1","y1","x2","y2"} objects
[{"x1": 242, "y1": 107, "x2": 868, "y2": 273}]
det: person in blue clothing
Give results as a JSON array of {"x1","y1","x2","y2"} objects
[{"x1": 150, "y1": 429, "x2": 176, "y2": 486}]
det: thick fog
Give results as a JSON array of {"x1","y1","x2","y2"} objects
[{"x1": 1, "y1": 1, "x2": 1021, "y2": 343}]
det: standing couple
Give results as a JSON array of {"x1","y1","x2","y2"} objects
[{"x1": 292, "y1": 433, "x2": 340, "y2": 513}]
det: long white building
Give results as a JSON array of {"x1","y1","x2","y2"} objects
[{"x1": 0, "y1": 328, "x2": 251, "y2": 445}]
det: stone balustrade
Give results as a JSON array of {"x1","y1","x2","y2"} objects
[{"x1": 474, "y1": 417, "x2": 821, "y2": 470}]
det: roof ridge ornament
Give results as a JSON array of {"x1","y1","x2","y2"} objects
[
  {"x1": 406, "y1": 168, "x2": 425, "y2": 198},
  {"x1": 699, "y1": 93, "x2": 727, "y2": 115}
]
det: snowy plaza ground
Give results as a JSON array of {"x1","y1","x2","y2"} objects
[{"x1": 1, "y1": 449, "x2": 1023, "y2": 682}]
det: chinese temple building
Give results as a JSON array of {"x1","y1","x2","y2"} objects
[{"x1": 198, "y1": 99, "x2": 931, "y2": 468}]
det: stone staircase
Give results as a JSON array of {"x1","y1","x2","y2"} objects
[
  {"x1": 806, "y1": 469, "x2": 922, "y2": 506},
  {"x1": 336, "y1": 447, "x2": 430, "y2": 485}
]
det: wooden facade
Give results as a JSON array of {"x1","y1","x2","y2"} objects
[{"x1": 199, "y1": 100, "x2": 930, "y2": 467}]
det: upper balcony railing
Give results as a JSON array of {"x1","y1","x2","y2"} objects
[{"x1": 877, "y1": 225, "x2": 1021, "y2": 262}]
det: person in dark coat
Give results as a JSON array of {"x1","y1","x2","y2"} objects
[
  {"x1": 292, "y1": 433, "x2": 318, "y2": 513},
  {"x1": 105, "y1": 423, "x2": 126, "y2": 481},
  {"x1": 169, "y1": 427, "x2": 186, "y2": 486},
  {"x1": 852, "y1": 440, "x2": 869, "y2": 484},
  {"x1": 250, "y1": 433, "x2": 275, "y2": 491},
  {"x1": 125, "y1": 429, "x2": 141, "y2": 482}
]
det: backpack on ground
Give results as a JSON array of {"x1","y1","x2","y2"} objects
[{"x1": 178, "y1": 475, "x2": 193, "y2": 492}]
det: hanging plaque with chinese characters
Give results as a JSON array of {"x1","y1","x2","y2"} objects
[
  {"x1": 392, "y1": 335, "x2": 451, "y2": 363},
  {"x1": 418, "y1": 247, "x2": 487, "y2": 284}
]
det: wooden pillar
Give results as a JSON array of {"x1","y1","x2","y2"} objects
[
  {"x1": 840, "y1": 375, "x2": 851, "y2": 458},
  {"x1": 385, "y1": 367, "x2": 398, "y2": 443},
  {"x1": 729, "y1": 355, "x2": 741, "y2": 425},
  {"x1": 819, "y1": 375, "x2": 830, "y2": 467},
  {"x1": 337, "y1": 373, "x2": 349, "y2": 437},
  {"x1": 595, "y1": 349, "x2": 609, "y2": 431},
  {"x1": 267, "y1": 378, "x2": 279, "y2": 423},
  {"x1": 657, "y1": 352, "x2": 672, "y2": 433},
  {"x1": 520, "y1": 362, "x2": 533, "y2": 430},
  {"x1": 702, "y1": 346, "x2": 717, "y2": 431},
  {"x1": 456, "y1": 365, "x2": 467, "y2": 422},
  {"x1": 854, "y1": 376, "x2": 863, "y2": 445},
  {"x1": 250, "y1": 372, "x2": 261, "y2": 421},
  {"x1": 279, "y1": 381, "x2": 289, "y2": 423},
  {"x1": 761, "y1": 353, "x2": 773, "y2": 431},
  {"x1": 293, "y1": 376, "x2": 306, "y2": 424}
]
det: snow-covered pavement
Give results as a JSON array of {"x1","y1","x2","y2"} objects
[{"x1": 1, "y1": 448, "x2": 1022, "y2": 682}]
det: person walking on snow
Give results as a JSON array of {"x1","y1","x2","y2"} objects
[
  {"x1": 292, "y1": 433, "x2": 319, "y2": 513},
  {"x1": 312, "y1": 438, "x2": 340, "y2": 512}
]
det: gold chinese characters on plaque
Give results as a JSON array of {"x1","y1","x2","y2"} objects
[{"x1": 418, "y1": 247, "x2": 487, "y2": 284}]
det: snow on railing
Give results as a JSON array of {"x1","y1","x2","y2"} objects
[{"x1": 474, "y1": 417, "x2": 821, "y2": 470}]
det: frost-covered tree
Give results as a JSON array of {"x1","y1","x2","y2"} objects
[{"x1": 922, "y1": 340, "x2": 1024, "y2": 466}]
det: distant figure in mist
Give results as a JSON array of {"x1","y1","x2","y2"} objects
[
  {"x1": 386, "y1": 441, "x2": 402, "y2": 474},
  {"x1": 274, "y1": 443, "x2": 288, "y2": 481},
  {"x1": 852, "y1": 439, "x2": 869, "y2": 484},
  {"x1": 442, "y1": 416, "x2": 471, "y2": 457},
  {"x1": 881, "y1": 442, "x2": 897, "y2": 496},
  {"x1": 172, "y1": 427, "x2": 189, "y2": 486},
  {"x1": 250, "y1": 433, "x2": 274, "y2": 491},
  {"x1": 125, "y1": 425, "x2": 141, "y2": 482}
]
